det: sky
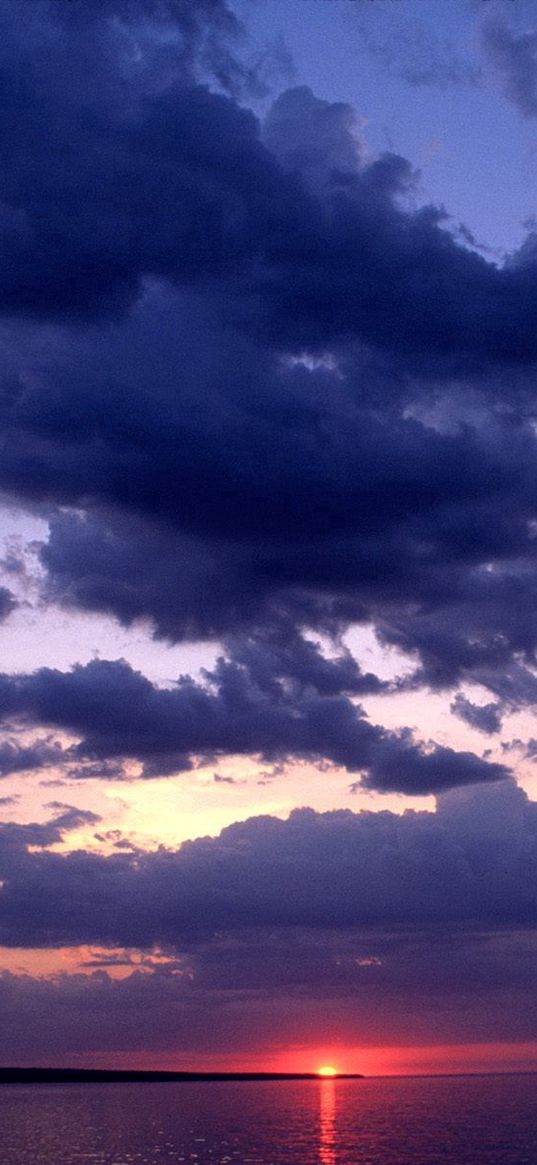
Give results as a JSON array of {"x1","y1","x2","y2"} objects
[{"x1": 2, "y1": 0, "x2": 537, "y2": 1076}]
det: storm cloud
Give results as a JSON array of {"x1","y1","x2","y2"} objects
[
  {"x1": 0, "y1": 280, "x2": 536, "y2": 706},
  {"x1": 0, "y1": 0, "x2": 535, "y2": 358},
  {"x1": 0, "y1": 0, "x2": 534, "y2": 722}
]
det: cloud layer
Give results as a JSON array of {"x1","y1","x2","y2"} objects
[
  {"x1": 1, "y1": 784, "x2": 536, "y2": 1060},
  {"x1": 0, "y1": 781, "x2": 534, "y2": 949}
]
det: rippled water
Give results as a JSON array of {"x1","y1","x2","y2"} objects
[{"x1": 1, "y1": 1074, "x2": 537, "y2": 1164}]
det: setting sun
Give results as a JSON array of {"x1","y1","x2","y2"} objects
[{"x1": 318, "y1": 1066, "x2": 338, "y2": 1077}]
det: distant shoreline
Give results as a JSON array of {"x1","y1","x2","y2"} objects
[
  {"x1": 0, "y1": 1068, "x2": 364, "y2": 1085},
  {"x1": 1, "y1": 1068, "x2": 535, "y2": 1085}
]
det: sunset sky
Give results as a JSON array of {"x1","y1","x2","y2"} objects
[{"x1": 2, "y1": 0, "x2": 537, "y2": 1076}]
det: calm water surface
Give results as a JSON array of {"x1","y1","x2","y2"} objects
[{"x1": 2, "y1": 1075, "x2": 537, "y2": 1165}]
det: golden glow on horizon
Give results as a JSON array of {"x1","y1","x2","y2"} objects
[{"x1": 318, "y1": 1065, "x2": 338, "y2": 1077}]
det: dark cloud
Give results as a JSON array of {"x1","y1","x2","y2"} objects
[
  {"x1": 93, "y1": 829, "x2": 140, "y2": 851},
  {"x1": 0, "y1": 0, "x2": 306, "y2": 321},
  {"x1": 33, "y1": 411, "x2": 537, "y2": 698},
  {"x1": 2, "y1": 927, "x2": 537, "y2": 1064},
  {"x1": 0, "y1": 643, "x2": 509, "y2": 793},
  {"x1": 450, "y1": 693, "x2": 504, "y2": 735},
  {"x1": 0, "y1": 2, "x2": 530, "y2": 796},
  {"x1": 0, "y1": 737, "x2": 65, "y2": 777},
  {"x1": 0, "y1": 0, "x2": 534, "y2": 365},
  {"x1": 1, "y1": 785, "x2": 537, "y2": 1062},
  {"x1": 0, "y1": 280, "x2": 533, "y2": 700},
  {"x1": 263, "y1": 85, "x2": 364, "y2": 188},
  {"x1": 377, "y1": 559, "x2": 537, "y2": 693},
  {"x1": 255, "y1": 86, "x2": 537, "y2": 366},
  {"x1": 0, "y1": 781, "x2": 534, "y2": 949},
  {"x1": 0, "y1": 804, "x2": 100, "y2": 854},
  {"x1": 0, "y1": 0, "x2": 535, "y2": 717},
  {"x1": 0, "y1": 586, "x2": 17, "y2": 622},
  {"x1": 3, "y1": 938, "x2": 537, "y2": 1067},
  {"x1": 0, "y1": 0, "x2": 535, "y2": 1074}
]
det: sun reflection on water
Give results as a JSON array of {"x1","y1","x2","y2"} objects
[{"x1": 319, "y1": 1077, "x2": 336, "y2": 1165}]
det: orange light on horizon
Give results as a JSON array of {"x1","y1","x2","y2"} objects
[{"x1": 318, "y1": 1065, "x2": 338, "y2": 1077}]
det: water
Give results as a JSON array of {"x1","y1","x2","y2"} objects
[{"x1": 1, "y1": 1074, "x2": 537, "y2": 1165}]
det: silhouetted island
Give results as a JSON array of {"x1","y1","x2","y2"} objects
[{"x1": 0, "y1": 1067, "x2": 364, "y2": 1084}]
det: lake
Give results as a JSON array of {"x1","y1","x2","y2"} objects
[{"x1": 1, "y1": 1074, "x2": 537, "y2": 1164}]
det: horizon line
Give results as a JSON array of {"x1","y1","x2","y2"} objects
[
  {"x1": 2, "y1": 1066, "x2": 537, "y2": 1084},
  {"x1": 0, "y1": 1067, "x2": 364, "y2": 1084}
]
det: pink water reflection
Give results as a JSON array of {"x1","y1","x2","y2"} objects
[{"x1": 319, "y1": 1078, "x2": 336, "y2": 1165}]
